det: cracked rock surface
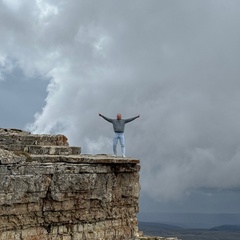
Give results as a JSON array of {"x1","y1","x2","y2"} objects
[{"x1": 0, "y1": 128, "x2": 140, "y2": 240}]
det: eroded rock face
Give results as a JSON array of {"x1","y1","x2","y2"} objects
[{"x1": 0, "y1": 128, "x2": 140, "y2": 240}]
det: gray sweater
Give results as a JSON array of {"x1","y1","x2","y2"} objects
[{"x1": 100, "y1": 115, "x2": 139, "y2": 133}]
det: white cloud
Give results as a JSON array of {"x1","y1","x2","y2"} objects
[
  {"x1": 1, "y1": 0, "x2": 240, "y2": 207},
  {"x1": 36, "y1": 0, "x2": 59, "y2": 19},
  {"x1": 2, "y1": 0, "x2": 22, "y2": 11}
]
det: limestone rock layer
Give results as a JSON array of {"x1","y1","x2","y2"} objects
[{"x1": 0, "y1": 128, "x2": 140, "y2": 240}]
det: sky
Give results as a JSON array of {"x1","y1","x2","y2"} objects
[{"x1": 1, "y1": 0, "x2": 240, "y2": 215}]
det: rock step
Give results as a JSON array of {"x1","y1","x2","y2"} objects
[
  {"x1": 0, "y1": 134, "x2": 69, "y2": 147},
  {"x1": 25, "y1": 145, "x2": 81, "y2": 155},
  {"x1": 28, "y1": 154, "x2": 140, "y2": 165},
  {"x1": 0, "y1": 145, "x2": 81, "y2": 155}
]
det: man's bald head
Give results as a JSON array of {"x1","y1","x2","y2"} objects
[{"x1": 116, "y1": 113, "x2": 122, "y2": 120}]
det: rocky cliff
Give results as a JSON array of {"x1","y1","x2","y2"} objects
[{"x1": 0, "y1": 128, "x2": 140, "y2": 240}]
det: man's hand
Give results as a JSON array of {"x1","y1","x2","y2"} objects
[
  {"x1": 99, "y1": 113, "x2": 102, "y2": 117},
  {"x1": 137, "y1": 114, "x2": 140, "y2": 118}
]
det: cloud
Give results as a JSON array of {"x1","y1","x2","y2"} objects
[{"x1": 1, "y1": 0, "x2": 240, "y2": 204}]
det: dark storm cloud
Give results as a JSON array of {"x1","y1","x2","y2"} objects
[
  {"x1": 1, "y1": 0, "x2": 240, "y2": 209},
  {"x1": 0, "y1": 68, "x2": 48, "y2": 128}
]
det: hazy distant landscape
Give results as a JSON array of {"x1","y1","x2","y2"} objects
[
  {"x1": 139, "y1": 222, "x2": 240, "y2": 240},
  {"x1": 138, "y1": 212, "x2": 240, "y2": 228},
  {"x1": 138, "y1": 212, "x2": 240, "y2": 239}
]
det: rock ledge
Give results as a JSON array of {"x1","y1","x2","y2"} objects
[{"x1": 0, "y1": 128, "x2": 140, "y2": 240}]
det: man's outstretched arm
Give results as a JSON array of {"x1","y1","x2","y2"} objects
[
  {"x1": 99, "y1": 113, "x2": 113, "y2": 123},
  {"x1": 124, "y1": 114, "x2": 140, "y2": 123}
]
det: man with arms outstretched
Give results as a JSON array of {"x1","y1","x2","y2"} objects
[{"x1": 99, "y1": 113, "x2": 140, "y2": 157}]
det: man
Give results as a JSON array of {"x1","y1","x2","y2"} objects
[{"x1": 99, "y1": 113, "x2": 140, "y2": 157}]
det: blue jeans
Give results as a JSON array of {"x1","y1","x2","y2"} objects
[{"x1": 113, "y1": 132, "x2": 125, "y2": 156}]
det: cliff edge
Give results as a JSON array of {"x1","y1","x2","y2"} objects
[{"x1": 0, "y1": 128, "x2": 140, "y2": 240}]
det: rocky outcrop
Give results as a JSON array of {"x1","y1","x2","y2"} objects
[{"x1": 0, "y1": 128, "x2": 140, "y2": 240}]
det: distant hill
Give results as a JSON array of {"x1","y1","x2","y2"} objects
[
  {"x1": 138, "y1": 212, "x2": 240, "y2": 228},
  {"x1": 139, "y1": 222, "x2": 240, "y2": 240},
  {"x1": 210, "y1": 225, "x2": 240, "y2": 232}
]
